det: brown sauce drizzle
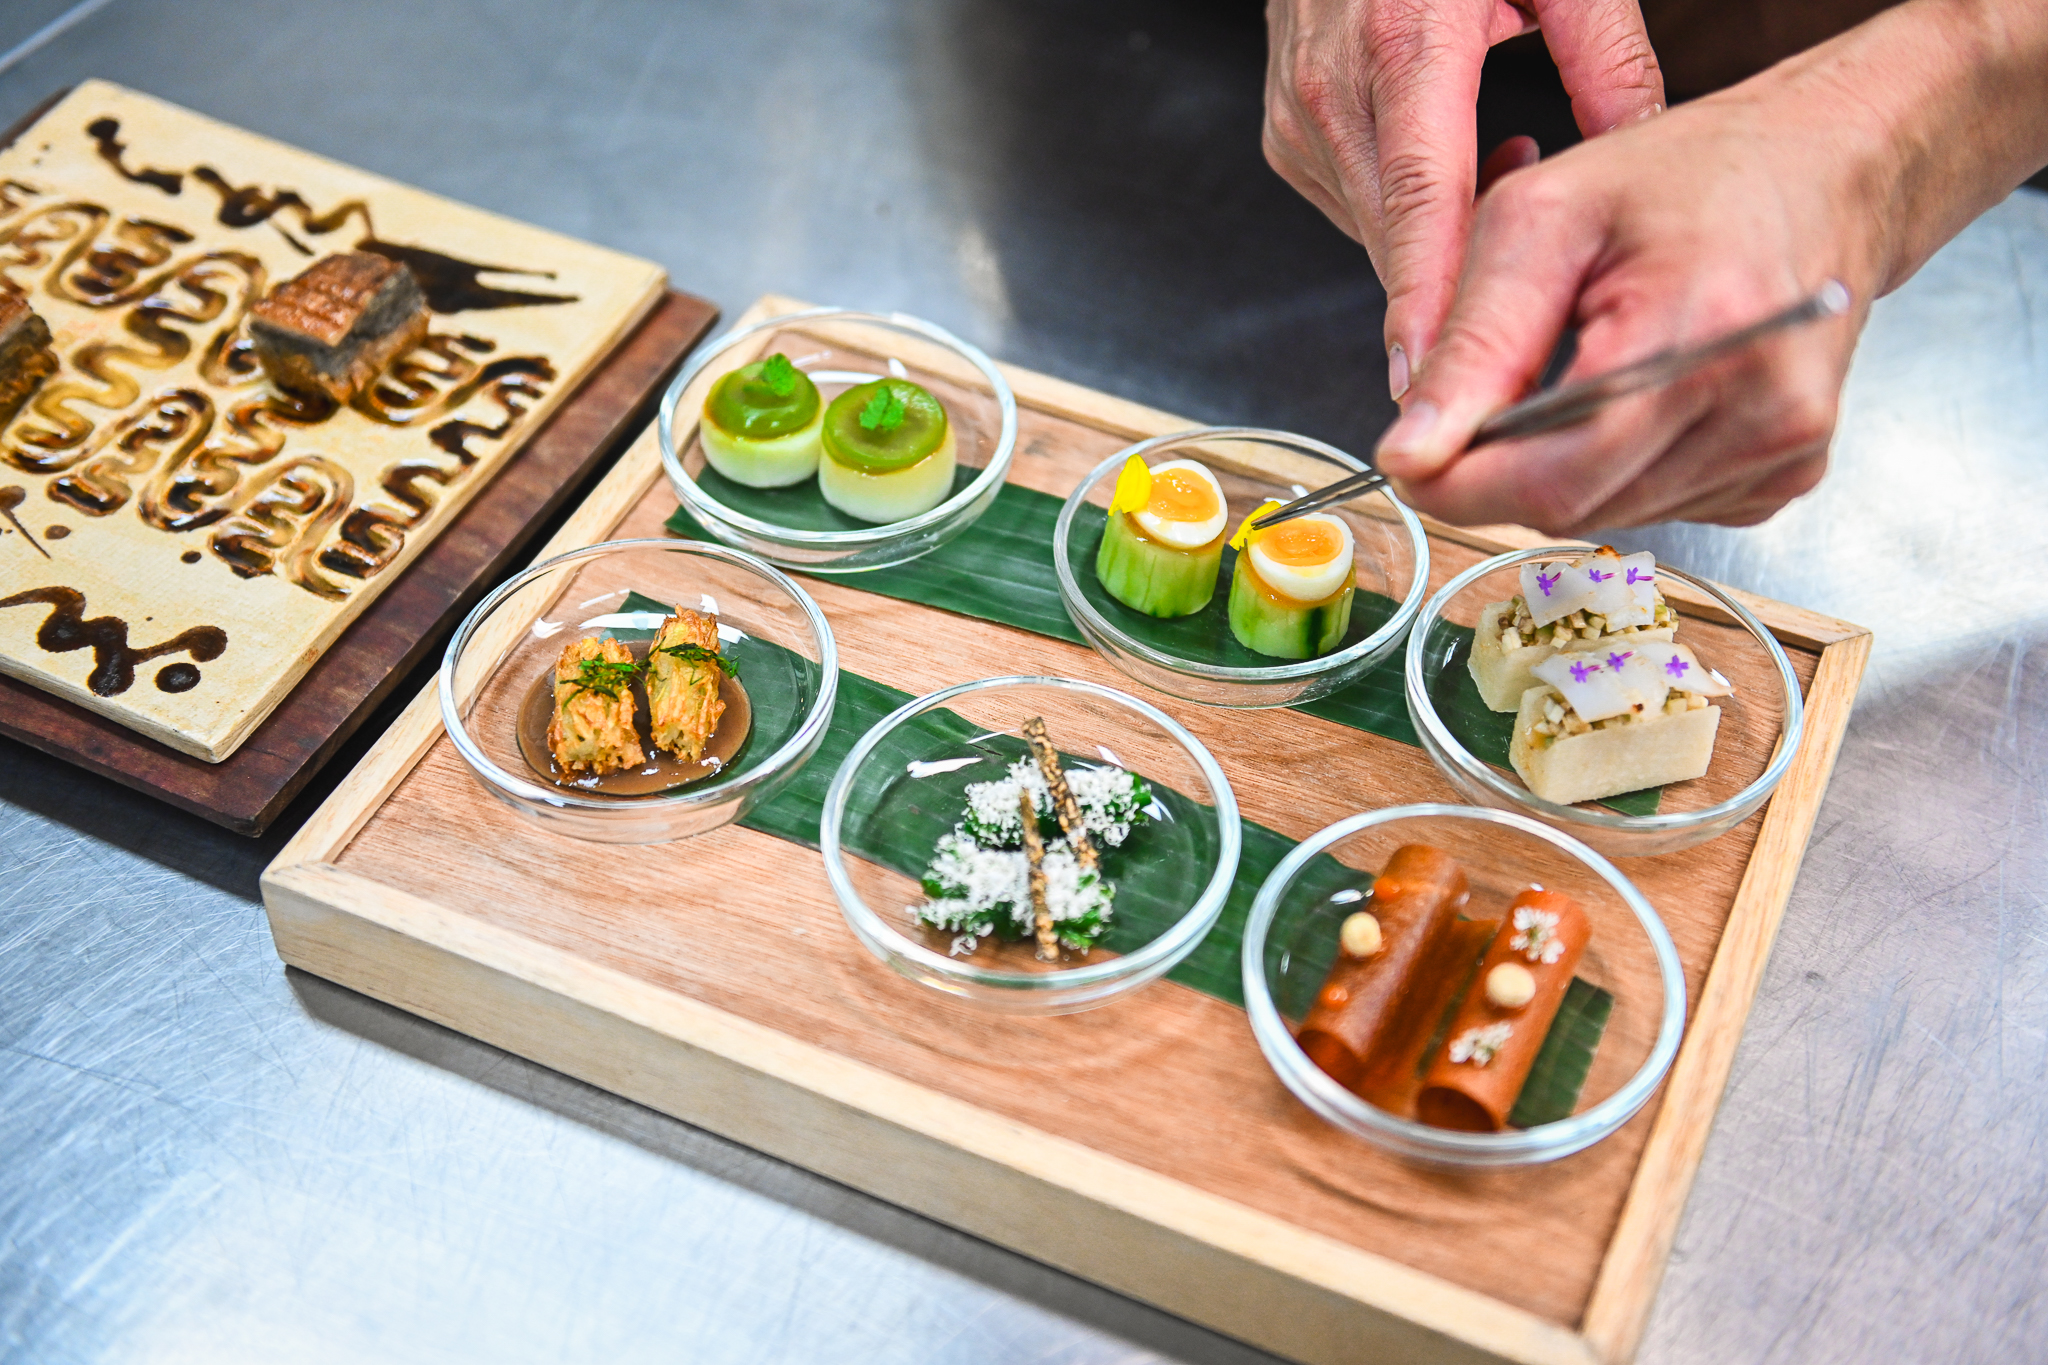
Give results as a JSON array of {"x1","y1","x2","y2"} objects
[
  {"x1": 358, "y1": 240, "x2": 578, "y2": 313},
  {"x1": 85, "y1": 118, "x2": 182, "y2": 194},
  {"x1": 0, "y1": 485, "x2": 49, "y2": 557},
  {"x1": 0, "y1": 585, "x2": 225, "y2": 696},
  {"x1": 84, "y1": 118, "x2": 578, "y2": 312},
  {"x1": 514, "y1": 639, "x2": 752, "y2": 797}
]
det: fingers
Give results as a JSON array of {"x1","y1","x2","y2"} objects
[
  {"x1": 1477, "y1": 135, "x2": 1540, "y2": 195},
  {"x1": 1375, "y1": 166, "x2": 1607, "y2": 481},
  {"x1": 1528, "y1": 0, "x2": 1664, "y2": 136},
  {"x1": 1369, "y1": 12, "x2": 1494, "y2": 381}
]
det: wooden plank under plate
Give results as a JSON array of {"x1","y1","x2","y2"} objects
[
  {"x1": 262, "y1": 295, "x2": 1870, "y2": 1365},
  {"x1": 0, "y1": 288, "x2": 717, "y2": 834}
]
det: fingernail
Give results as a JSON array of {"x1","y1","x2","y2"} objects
[
  {"x1": 1376, "y1": 400, "x2": 1441, "y2": 473},
  {"x1": 1387, "y1": 344, "x2": 1410, "y2": 400}
]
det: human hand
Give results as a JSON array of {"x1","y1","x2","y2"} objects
[
  {"x1": 1370, "y1": 85, "x2": 1879, "y2": 533},
  {"x1": 1262, "y1": 0, "x2": 1664, "y2": 397}
]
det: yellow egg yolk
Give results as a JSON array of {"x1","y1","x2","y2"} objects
[
  {"x1": 1145, "y1": 468, "x2": 1221, "y2": 524},
  {"x1": 1258, "y1": 518, "x2": 1343, "y2": 566}
]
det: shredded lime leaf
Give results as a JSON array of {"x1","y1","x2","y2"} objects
[
  {"x1": 568, "y1": 656, "x2": 639, "y2": 700},
  {"x1": 760, "y1": 352, "x2": 798, "y2": 398},
  {"x1": 657, "y1": 641, "x2": 737, "y2": 678},
  {"x1": 859, "y1": 384, "x2": 908, "y2": 433}
]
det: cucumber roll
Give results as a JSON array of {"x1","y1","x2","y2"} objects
[
  {"x1": 1092, "y1": 456, "x2": 1226, "y2": 617},
  {"x1": 1226, "y1": 507, "x2": 1357, "y2": 659}
]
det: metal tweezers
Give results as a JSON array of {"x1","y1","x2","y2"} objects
[{"x1": 1248, "y1": 280, "x2": 1851, "y2": 531}]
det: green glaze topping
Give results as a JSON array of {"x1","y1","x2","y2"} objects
[
  {"x1": 823, "y1": 379, "x2": 947, "y2": 472},
  {"x1": 704, "y1": 353, "x2": 821, "y2": 440}
]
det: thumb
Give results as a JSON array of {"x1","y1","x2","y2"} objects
[
  {"x1": 1375, "y1": 174, "x2": 1602, "y2": 480},
  {"x1": 1529, "y1": 0, "x2": 1665, "y2": 136}
]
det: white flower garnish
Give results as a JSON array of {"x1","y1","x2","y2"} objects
[
  {"x1": 1449, "y1": 1022, "x2": 1514, "y2": 1067},
  {"x1": 1511, "y1": 906, "x2": 1565, "y2": 964}
]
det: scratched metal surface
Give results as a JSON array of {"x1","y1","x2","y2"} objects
[{"x1": 1, "y1": 3, "x2": 2044, "y2": 1364}]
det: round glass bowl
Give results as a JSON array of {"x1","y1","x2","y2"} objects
[
  {"x1": 440, "y1": 539, "x2": 838, "y2": 844},
  {"x1": 659, "y1": 307, "x2": 1018, "y2": 573},
  {"x1": 1404, "y1": 547, "x2": 1804, "y2": 858},
  {"x1": 1052, "y1": 428, "x2": 1429, "y2": 708},
  {"x1": 821, "y1": 676, "x2": 1241, "y2": 1014},
  {"x1": 1243, "y1": 804, "x2": 1685, "y2": 1166}
]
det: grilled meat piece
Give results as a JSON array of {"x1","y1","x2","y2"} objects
[
  {"x1": 547, "y1": 637, "x2": 644, "y2": 776},
  {"x1": 645, "y1": 610, "x2": 727, "y2": 762},
  {"x1": 247, "y1": 251, "x2": 429, "y2": 402},
  {"x1": 0, "y1": 292, "x2": 59, "y2": 429}
]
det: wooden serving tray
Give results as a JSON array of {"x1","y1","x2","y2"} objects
[
  {"x1": 0, "y1": 287, "x2": 717, "y2": 834},
  {"x1": 261, "y1": 296, "x2": 1870, "y2": 1365}
]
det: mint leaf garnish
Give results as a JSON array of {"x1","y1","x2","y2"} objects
[
  {"x1": 760, "y1": 352, "x2": 797, "y2": 398},
  {"x1": 859, "y1": 384, "x2": 907, "y2": 434}
]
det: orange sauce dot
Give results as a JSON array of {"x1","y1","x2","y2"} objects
[
  {"x1": 1320, "y1": 984, "x2": 1350, "y2": 1007},
  {"x1": 1145, "y1": 468, "x2": 1219, "y2": 523}
]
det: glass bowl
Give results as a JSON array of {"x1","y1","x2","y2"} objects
[
  {"x1": 820, "y1": 676, "x2": 1241, "y2": 1014},
  {"x1": 1051, "y1": 427, "x2": 1429, "y2": 708},
  {"x1": 659, "y1": 307, "x2": 1018, "y2": 573},
  {"x1": 439, "y1": 539, "x2": 838, "y2": 844},
  {"x1": 1243, "y1": 803, "x2": 1685, "y2": 1166},
  {"x1": 1404, "y1": 547, "x2": 1804, "y2": 858}
]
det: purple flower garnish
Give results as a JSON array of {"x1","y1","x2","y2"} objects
[
  {"x1": 1570, "y1": 661, "x2": 1597, "y2": 683},
  {"x1": 1664, "y1": 656, "x2": 1691, "y2": 678},
  {"x1": 1587, "y1": 568, "x2": 1613, "y2": 583},
  {"x1": 1536, "y1": 570, "x2": 1559, "y2": 597},
  {"x1": 1606, "y1": 651, "x2": 1632, "y2": 671},
  {"x1": 1627, "y1": 566, "x2": 1653, "y2": 585}
]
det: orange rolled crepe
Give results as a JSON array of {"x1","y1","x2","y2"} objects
[
  {"x1": 1415, "y1": 887, "x2": 1590, "y2": 1133},
  {"x1": 1295, "y1": 845, "x2": 1469, "y2": 1090}
]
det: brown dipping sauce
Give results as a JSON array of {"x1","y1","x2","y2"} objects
[{"x1": 515, "y1": 638, "x2": 752, "y2": 796}]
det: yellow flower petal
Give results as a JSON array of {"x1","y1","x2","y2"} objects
[
  {"x1": 1230, "y1": 499, "x2": 1283, "y2": 551},
  {"x1": 1108, "y1": 455, "x2": 1153, "y2": 516}
]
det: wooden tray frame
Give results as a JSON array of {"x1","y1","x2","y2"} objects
[{"x1": 261, "y1": 295, "x2": 1870, "y2": 1365}]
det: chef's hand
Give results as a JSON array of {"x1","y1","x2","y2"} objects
[
  {"x1": 1373, "y1": 0, "x2": 2048, "y2": 533},
  {"x1": 1262, "y1": 0, "x2": 1664, "y2": 399}
]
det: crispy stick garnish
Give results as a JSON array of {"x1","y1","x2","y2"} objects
[
  {"x1": 1022, "y1": 716, "x2": 1099, "y2": 874},
  {"x1": 1018, "y1": 788, "x2": 1058, "y2": 961}
]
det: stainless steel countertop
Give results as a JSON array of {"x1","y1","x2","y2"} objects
[{"x1": 3, "y1": 4, "x2": 2043, "y2": 1362}]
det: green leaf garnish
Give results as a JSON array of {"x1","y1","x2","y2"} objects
[
  {"x1": 568, "y1": 656, "x2": 640, "y2": 700},
  {"x1": 859, "y1": 384, "x2": 907, "y2": 434},
  {"x1": 657, "y1": 640, "x2": 738, "y2": 678},
  {"x1": 760, "y1": 352, "x2": 798, "y2": 399}
]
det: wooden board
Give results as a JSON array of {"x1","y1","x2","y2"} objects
[
  {"x1": 261, "y1": 295, "x2": 1871, "y2": 1365},
  {"x1": 0, "y1": 287, "x2": 718, "y2": 835},
  {"x1": 0, "y1": 80, "x2": 667, "y2": 760}
]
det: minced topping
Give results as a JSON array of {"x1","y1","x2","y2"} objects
[
  {"x1": 960, "y1": 757, "x2": 1155, "y2": 849},
  {"x1": 913, "y1": 757, "x2": 1156, "y2": 956},
  {"x1": 1449, "y1": 1022, "x2": 1514, "y2": 1067}
]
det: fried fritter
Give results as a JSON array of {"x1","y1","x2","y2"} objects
[
  {"x1": 645, "y1": 610, "x2": 727, "y2": 762},
  {"x1": 547, "y1": 636, "x2": 644, "y2": 775}
]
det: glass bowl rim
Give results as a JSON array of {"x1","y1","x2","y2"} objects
[
  {"x1": 1051, "y1": 427, "x2": 1432, "y2": 683},
  {"x1": 658, "y1": 306, "x2": 1021, "y2": 550},
  {"x1": 1240, "y1": 801, "x2": 1687, "y2": 1159},
  {"x1": 1404, "y1": 546, "x2": 1807, "y2": 835},
  {"x1": 820, "y1": 674, "x2": 1243, "y2": 992},
  {"x1": 437, "y1": 537, "x2": 841, "y2": 813}
]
